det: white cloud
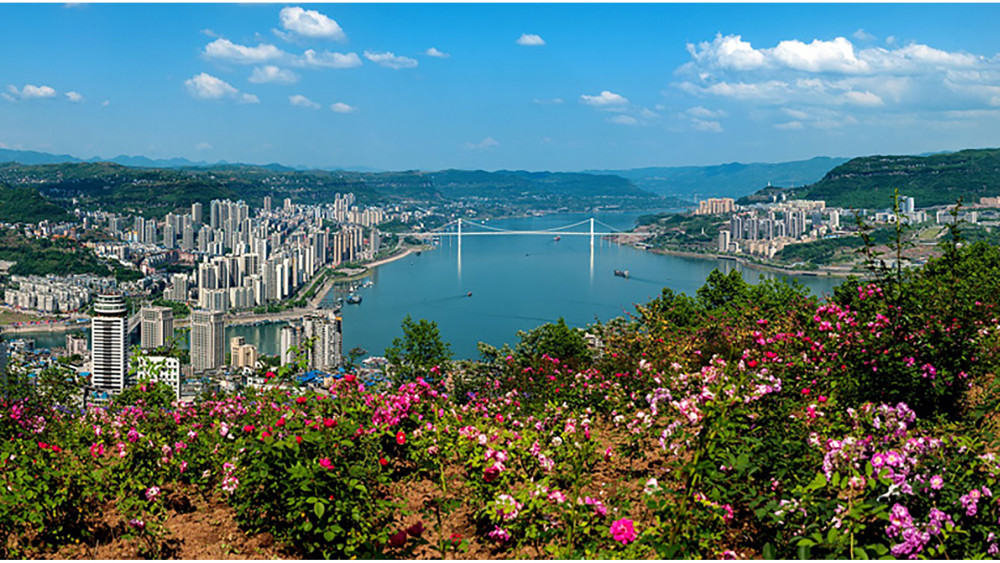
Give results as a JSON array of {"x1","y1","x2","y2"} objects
[
  {"x1": 426, "y1": 47, "x2": 450, "y2": 59},
  {"x1": 689, "y1": 118, "x2": 723, "y2": 133},
  {"x1": 65, "y1": 91, "x2": 83, "y2": 102},
  {"x1": 331, "y1": 102, "x2": 356, "y2": 113},
  {"x1": 363, "y1": 50, "x2": 417, "y2": 69},
  {"x1": 685, "y1": 106, "x2": 726, "y2": 119},
  {"x1": 843, "y1": 90, "x2": 884, "y2": 106},
  {"x1": 249, "y1": 65, "x2": 299, "y2": 84},
  {"x1": 203, "y1": 38, "x2": 285, "y2": 65},
  {"x1": 6, "y1": 84, "x2": 58, "y2": 101},
  {"x1": 684, "y1": 33, "x2": 980, "y2": 77},
  {"x1": 533, "y1": 98, "x2": 564, "y2": 105},
  {"x1": 608, "y1": 115, "x2": 638, "y2": 126},
  {"x1": 185, "y1": 73, "x2": 238, "y2": 99},
  {"x1": 298, "y1": 49, "x2": 362, "y2": 69},
  {"x1": 195, "y1": 142, "x2": 212, "y2": 150},
  {"x1": 775, "y1": 121, "x2": 805, "y2": 130},
  {"x1": 279, "y1": 7, "x2": 345, "y2": 41},
  {"x1": 101, "y1": 100, "x2": 110, "y2": 107},
  {"x1": 201, "y1": 29, "x2": 218, "y2": 38},
  {"x1": 580, "y1": 90, "x2": 629, "y2": 108},
  {"x1": 464, "y1": 137, "x2": 499, "y2": 150},
  {"x1": 516, "y1": 34, "x2": 545, "y2": 46},
  {"x1": 853, "y1": 29, "x2": 876, "y2": 42},
  {"x1": 184, "y1": 73, "x2": 257, "y2": 104},
  {"x1": 289, "y1": 94, "x2": 320, "y2": 109}
]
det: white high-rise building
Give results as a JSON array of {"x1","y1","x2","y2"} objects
[
  {"x1": 280, "y1": 324, "x2": 303, "y2": 366},
  {"x1": 190, "y1": 309, "x2": 225, "y2": 373},
  {"x1": 133, "y1": 355, "x2": 182, "y2": 401},
  {"x1": 140, "y1": 306, "x2": 173, "y2": 349},
  {"x1": 91, "y1": 293, "x2": 129, "y2": 393},
  {"x1": 304, "y1": 310, "x2": 343, "y2": 371}
]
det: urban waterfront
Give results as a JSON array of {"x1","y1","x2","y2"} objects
[{"x1": 9, "y1": 211, "x2": 842, "y2": 359}]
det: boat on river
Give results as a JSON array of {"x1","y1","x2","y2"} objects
[
  {"x1": 614, "y1": 269, "x2": 630, "y2": 279},
  {"x1": 346, "y1": 294, "x2": 362, "y2": 304}
]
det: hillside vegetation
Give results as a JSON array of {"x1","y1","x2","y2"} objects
[
  {"x1": 0, "y1": 228, "x2": 110, "y2": 276},
  {"x1": 0, "y1": 183, "x2": 71, "y2": 223},
  {"x1": 791, "y1": 148, "x2": 1000, "y2": 208},
  {"x1": 0, "y1": 162, "x2": 659, "y2": 218}
]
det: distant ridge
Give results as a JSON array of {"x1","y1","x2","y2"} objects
[{"x1": 587, "y1": 156, "x2": 851, "y2": 200}]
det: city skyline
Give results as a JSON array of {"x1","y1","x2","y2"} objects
[{"x1": 3, "y1": 3, "x2": 1000, "y2": 171}]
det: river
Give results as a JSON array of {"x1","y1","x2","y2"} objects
[{"x1": 11, "y1": 211, "x2": 843, "y2": 360}]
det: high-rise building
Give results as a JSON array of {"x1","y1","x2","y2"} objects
[
  {"x1": 304, "y1": 310, "x2": 343, "y2": 371},
  {"x1": 280, "y1": 324, "x2": 303, "y2": 366},
  {"x1": 190, "y1": 309, "x2": 225, "y2": 373},
  {"x1": 140, "y1": 306, "x2": 174, "y2": 349},
  {"x1": 66, "y1": 333, "x2": 89, "y2": 357},
  {"x1": 263, "y1": 196, "x2": 272, "y2": 213},
  {"x1": 230, "y1": 337, "x2": 258, "y2": 370},
  {"x1": 133, "y1": 355, "x2": 182, "y2": 401},
  {"x1": 192, "y1": 202, "x2": 204, "y2": 225},
  {"x1": 91, "y1": 293, "x2": 129, "y2": 393}
]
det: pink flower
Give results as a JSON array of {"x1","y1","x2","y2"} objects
[
  {"x1": 488, "y1": 526, "x2": 511, "y2": 543},
  {"x1": 610, "y1": 518, "x2": 637, "y2": 545},
  {"x1": 145, "y1": 486, "x2": 161, "y2": 502},
  {"x1": 89, "y1": 442, "x2": 105, "y2": 458},
  {"x1": 929, "y1": 475, "x2": 944, "y2": 490},
  {"x1": 319, "y1": 458, "x2": 334, "y2": 470}
]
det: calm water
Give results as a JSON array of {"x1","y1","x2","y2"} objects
[{"x1": 12, "y1": 211, "x2": 842, "y2": 359}]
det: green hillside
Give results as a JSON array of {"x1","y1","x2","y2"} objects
[
  {"x1": 0, "y1": 161, "x2": 659, "y2": 217},
  {"x1": 0, "y1": 182, "x2": 71, "y2": 223},
  {"x1": 798, "y1": 148, "x2": 1000, "y2": 208}
]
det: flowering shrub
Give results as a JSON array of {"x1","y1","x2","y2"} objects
[{"x1": 3, "y1": 227, "x2": 1000, "y2": 558}]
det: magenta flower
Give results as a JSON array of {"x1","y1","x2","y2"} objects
[
  {"x1": 145, "y1": 486, "x2": 161, "y2": 502},
  {"x1": 610, "y1": 518, "x2": 637, "y2": 545},
  {"x1": 319, "y1": 457, "x2": 334, "y2": 470},
  {"x1": 929, "y1": 475, "x2": 944, "y2": 490}
]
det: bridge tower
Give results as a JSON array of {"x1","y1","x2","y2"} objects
[
  {"x1": 457, "y1": 218, "x2": 462, "y2": 253},
  {"x1": 590, "y1": 217, "x2": 595, "y2": 252}
]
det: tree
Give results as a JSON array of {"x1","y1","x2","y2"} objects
[
  {"x1": 515, "y1": 317, "x2": 591, "y2": 368},
  {"x1": 384, "y1": 315, "x2": 452, "y2": 383}
]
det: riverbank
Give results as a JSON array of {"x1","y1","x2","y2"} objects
[{"x1": 637, "y1": 245, "x2": 856, "y2": 279}]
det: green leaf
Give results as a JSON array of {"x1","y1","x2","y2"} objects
[
  {"x1": 855, "y1": 547, "x2": 869, "y2": 559},
  {"x1": 807, "y1": 472, "x2": 827, "y2": 491},
  {"x1": 797, "y1": 544, "x2": 811, "y2": 560},
  {"x1": 762, "y1": 542, "x2": 776, "y2": 560},
  {"x1": 314, "y1": 501, "x2": 325, "y2": 518}
]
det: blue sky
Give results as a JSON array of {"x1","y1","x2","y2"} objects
[{"x1": 3, "y1": 3, "x2": 1000, "y2": 171}]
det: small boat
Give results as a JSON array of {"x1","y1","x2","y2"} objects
[
  {"x1": 415, "y1": 251, "x2": 422, "y2": 256},
  {"x1": 467, "y1": 292, "x2": 473, "y2": 297},
  {"x1": 553, "y1": 236, "x2": 561, "y2": 242},
  {"x1": 346, "y1": 294, "x2": 362, "y2": 304},
  {"x1": 614, "y1": 269, "x2": 630, "y2": 279}
]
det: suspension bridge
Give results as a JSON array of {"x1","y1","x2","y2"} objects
[{"x1": 397, "y1": 217, "x2": 641, "y2": 242}]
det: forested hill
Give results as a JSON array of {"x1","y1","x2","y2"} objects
[
  {"x1": 0, "y1": 182, "x2": 71, "y2": 223},
  {"x1": 0, "y1": 161, "x2": 659, "y2": 219},
  {"x1": 789, "y1": 148, "x2": 1000, "y2": 208}
]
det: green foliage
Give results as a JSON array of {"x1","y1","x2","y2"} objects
[
  {"x1": 384, "y1": 315, "x2": 452, "y2": 383},
  {"x1": 0, "y1": 182, "x2": 71, "y2": 223},
  {"x1": 0, "y1": 228, "x2": 111, "y2": 277},
  {"x1": 799, "y1": 148, "x2": 1000, "y2": 208},
  {"x1": 514, "y1": 318, "x2": 592, "y2": 369}
]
